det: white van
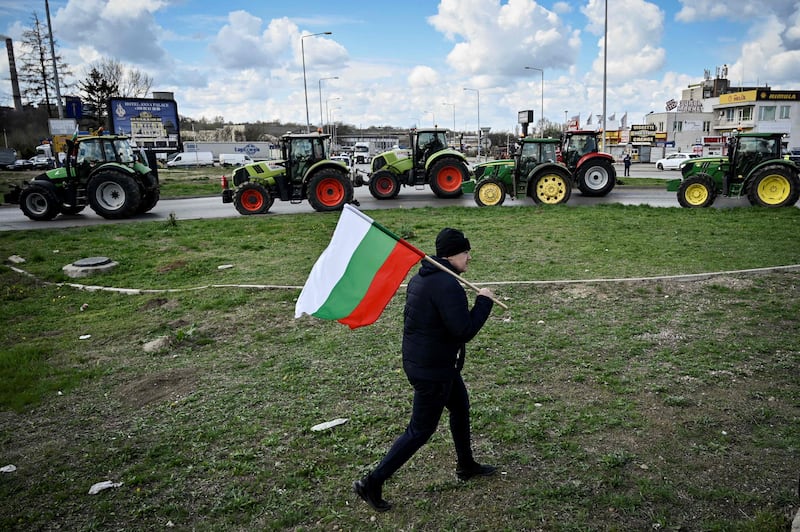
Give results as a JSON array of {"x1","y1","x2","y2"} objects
[
  {"x1": 219, "y1": 153, "x2": 253, "y2": 166},
  {"x1": 166, "y1": 151, "x2": 214, "y2": 167}
]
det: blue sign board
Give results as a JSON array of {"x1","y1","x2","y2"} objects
[{"x1": 107, "y1": 97, "x2": 180, "y2": 150}]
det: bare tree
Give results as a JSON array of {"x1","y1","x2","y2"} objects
[
  {"x1": 17, "y1": 12, "x2": 71, "y2": 116},
  {"x1": 88, "y1": 57, "x2": 152, "y2": 98}
]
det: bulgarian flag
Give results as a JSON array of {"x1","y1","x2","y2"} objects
[{"x1": 294, "y1": 204, "x2": 426, "y2": 329}]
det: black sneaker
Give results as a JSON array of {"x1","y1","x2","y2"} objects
[
  {"x1": 353, "y1": 477, "x2": 391, "y2": 512},
  {"x1": 456, "y1": 462, "x2": 498, "y2": 481}
]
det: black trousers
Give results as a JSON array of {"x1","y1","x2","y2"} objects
[{"x1": 370, "y1": 374, "x2": 472, "y2": 484}]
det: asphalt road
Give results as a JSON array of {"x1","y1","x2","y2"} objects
[{"x1": 0, "y1": 163, "x2": 753, "y2": 231}]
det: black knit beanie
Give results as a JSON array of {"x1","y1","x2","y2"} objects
[{"x1": 436, "y1": 228, "x2": 471, "y2": 257}]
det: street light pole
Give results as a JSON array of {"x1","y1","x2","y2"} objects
[
  {"x1": 301, "y1": 31, "x2": 331, "y2": 133},
  {"x1": 525, "y1": 66, "x2": 544, "y2": 138},
  {"x1": 318, "y1": 76, "x2": 338, "y2": 131},
  {"x1": 325, "y1": 96, "x2": 341, "y2": 136},
  {"x1": 442, "y1": 102, "x2": 456, "y2": 145},
  {"x1": 463, "y1": 88, "x2": 480, "y2": 160}
]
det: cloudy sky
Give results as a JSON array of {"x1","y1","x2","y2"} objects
[{"x1": 1, "y1": 0, "x2": 799, "y2": 133}]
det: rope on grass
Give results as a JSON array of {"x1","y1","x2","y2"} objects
[{"x1": 5, "y1": 263, "x2": 800, "y2": 295}]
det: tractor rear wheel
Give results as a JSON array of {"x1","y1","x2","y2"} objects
[
  {"x1": 577, "y1": 159, "x2": 616, "y2": 196},
  {"x1": 531, "y1": 171, "x2": 572, "y2": 205},
  {"x1": 87, "y1": 170, "x2": 142, "y2": 219},
  {"x1": 747, "y1": 165, "x2": 800, "y2": 207},
  {"x1": 368, "y1": 170, "x2": 400, "y2": 199},
  {"x1": 474, "y1": 178, "x2": 506, "y2": 207},
  {"x1": 308, "y1": 169, "x2": 353, "y2": 211},
  {"x1": 20, "y1": 184, "x2": 60, "y2": 221},
  {"x1": 677, "y1": 175, "x2": 716, "y2": 208},
  {"x1": 429, "y1": 158, "x2": 467, "y2": 198},
  {"x1": 234, "y1": 182, "x2": 272, "y2": 215}
]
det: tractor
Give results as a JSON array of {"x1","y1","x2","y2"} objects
[
  {"x1": 221, "y1": 132, "x2": 355, "y2": 214},
  {"x1": 668, "y1": 132, "x2": 800, "y2": 208},
  {"x1": 560, "y1": 130, "x2": 616, "y2": 196},
  {"x1": 13, "y1": 134, "x2": 159, "y2": 221},
  {"x1": 462, "y1": 137, "x2": 572, "y2": 206},
  {"x1": 366, "y1": 127, "x2": 470, "y2": 199}
]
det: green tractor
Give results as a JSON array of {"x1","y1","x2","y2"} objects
[
  {"x1": 560, "y1": 130, "x2": 616, "y2": 196},
  {"x1": 366, "y1": 127, "x2": 470, "y2": 199},
  {"x1": 668, "y1": 132, "x2": 800, "y2": 208},
  {"x1": 462, "y1": 137, "x2": 572, "y2": 206},
  {"x1": 14, "y1": 134, "x2": 159, "y2": 221},
  {"x1": 221, "y1": 132, "x2": 355, "y2": 214}
]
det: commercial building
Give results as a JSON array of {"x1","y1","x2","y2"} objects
[{"x1": 640, "y1": 67, "x2": 800, "y2": 160}]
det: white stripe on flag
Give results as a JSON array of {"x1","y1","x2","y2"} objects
[{"x1": 294, "y1": 204, "x2": 373, "y2": 318}]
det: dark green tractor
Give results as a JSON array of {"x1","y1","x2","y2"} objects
[
  {"x1": 221, "y1": 132, "x2": 354, "y2": 214},
  {"x1": 367, "y1": 128, "x2": 470, "y2": 199},
  {"x1": 668, "y1": 132, "x2": 800, "y2": 208},
  {"x1": 16, "y1": 134, "x2": 159, "y2": 221},
  {"x1": 462, "y1": 137, "x2": 572, "y2": 206}
]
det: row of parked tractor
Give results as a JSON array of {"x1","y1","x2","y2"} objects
[
  {"x1": 220, "y1": 128, "x2": 620, "y2": 215},
  {"x1": 220, "y1": 127, "x2": 800, "y2": 215},
  {"x1": 8, "y1": 127, "x2": 799, "y2": 222}
]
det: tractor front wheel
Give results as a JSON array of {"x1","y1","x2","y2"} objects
[
  {"x1": 308, "y1": 169, "x2": 354, "y2": 211},
  {"x1": 474, "y1": 178, "x2": 506, "y2": 207},
  {"x1": 531, "y1": 171, "x2": 572, "y2": 205},
  {"x1": 368, "y1": 170, "x2": 400, "y2": 199},
  {"x1": 87, "y1": 171, "x2": 142, "y2": 219},
  {"x1": 677, "y1": 175, "x2": 716, "y2": 208},
  {"x1": 19, "y1": 184, "x2": 60, "y2": 221},
  {"x1": 234, "y1": 182, "x2": 272, "y2": 215},
  {"x1": 577, "y1": 159, "x2": 616, "y2": 196},
  {"x1": 747, "y1": 166, "x2": 800, "y2": 207},
  {"x1": 429, "y1": 158, "x2": 467, "y2": 198}
]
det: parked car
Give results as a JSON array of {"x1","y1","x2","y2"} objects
[
  {"x1": 784, "y1": 147, "x2": 800, "y2": 164},
  {"x1": 29, "y1": 154, "x2": 55, "y2": 169},
  {"x1": 12, "y1": 159, "x2": 33, "y2": 170},
  {"x1": 331, "y1": 154, "x2": 352, "y2": 167},
  {"x1": 655, "y1": 152, "x2": 699, "y2": 170}
]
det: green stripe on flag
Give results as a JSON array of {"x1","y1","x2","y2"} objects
[{"x1": 311, "y1": 225, "x2": 397, "y2": 320}]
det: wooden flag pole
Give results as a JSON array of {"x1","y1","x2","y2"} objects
[{"x1": 423, "y1": 256, "x2": 508, "y2": 310}]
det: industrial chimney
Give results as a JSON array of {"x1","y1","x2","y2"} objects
[{"x1": 2, "y1": 37, "x2": 23, "y2": 112}]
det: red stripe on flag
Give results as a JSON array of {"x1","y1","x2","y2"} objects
[{"x1": 338, "y1": 241, "x2": 422, "y2": 329}]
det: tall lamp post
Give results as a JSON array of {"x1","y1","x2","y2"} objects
[
  {"x1": 463, "y1": 88, "x2": 480, "y2": 160},
  {"x1": 318, "y1": 76, "x2": 338, "y2": 131},
  {"x1": 325, "y1": 96, "x2": 341, "y2": 136},
  {"x1": 442, "y1": 102, "x2": 456, "y2": 145},
  {"x1": 301, "y1": 31, "x2": 332, "y2": 133},
  {"x1": 525, "y1": 66, "x2": 544, "y2": 138}
]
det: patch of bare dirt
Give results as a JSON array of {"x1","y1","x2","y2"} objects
[{"x1": 119, "y1": 367, "x2": 198, "y2": 409}]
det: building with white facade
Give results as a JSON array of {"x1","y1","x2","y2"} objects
[{"x1": 638, "y1": 69, "x2": 800, "y2": 161}]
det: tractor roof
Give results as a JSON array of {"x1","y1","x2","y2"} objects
[
  {"x1": 519, "y1": 136, "x2": 560, "y2": 144},
  {"x1": 734, "y1": 132, "x2": 784, "y2": 139},
  {"x1": 281, "y1": 132, "x2": 330, "y2": 140}
]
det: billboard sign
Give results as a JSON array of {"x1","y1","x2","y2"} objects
[{"x1": 108, "y1": 97, "x2": 180, "y2": 151}]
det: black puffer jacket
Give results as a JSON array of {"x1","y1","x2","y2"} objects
[{"x1": 402, "y1": 257, "x2": 494, "y2": 382}]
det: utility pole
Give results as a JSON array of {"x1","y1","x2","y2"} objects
[{"x1": 45, "y1": 0, "x2": 63, "y2": 118}]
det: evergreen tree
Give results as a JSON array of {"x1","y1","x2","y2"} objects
[{"x1": 79, "y1": 68, "x2": 119, "y2": 130}]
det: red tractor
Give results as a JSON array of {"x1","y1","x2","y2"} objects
[{"x1": 560, "y1": 130, "x2": 617, "y2": 196}]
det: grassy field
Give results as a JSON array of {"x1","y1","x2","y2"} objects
[{"x1": 1, "y1": 205, "x2": 799, "y2": 530}]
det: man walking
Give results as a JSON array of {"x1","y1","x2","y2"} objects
[{"x1": 354, "y1": 228, "x2": 498, "y2": 512}]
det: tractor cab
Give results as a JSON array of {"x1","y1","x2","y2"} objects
[
  {"x1": 282, "y1": 133, "x2": 328, "y2": 181},
  {"x1": 67, "y1": 136, "x2": 139, "y2": 178},
  {"x1": 412, "y1": 129, "x2": 448, "y2": 171},
  {"x1": 517, "y1": 138, "x2": 559, "y2": 181},
  {"x1": 729, "y1": 134, "x2": 781, "y2": 180},
  {"x1": 561, "y1": 131, "x2": 598, "y2": 170}
]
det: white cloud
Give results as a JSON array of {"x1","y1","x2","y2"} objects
[{"x1": 53, "y1": 0, "x2": 166, "y2": 64}]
